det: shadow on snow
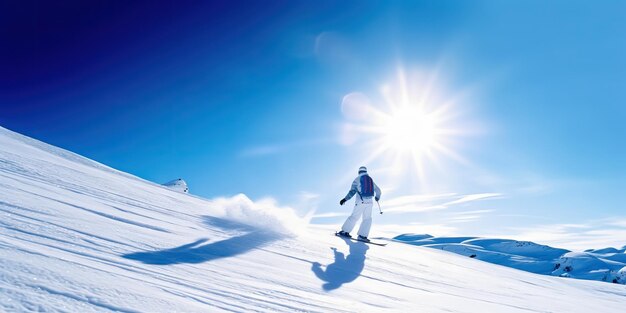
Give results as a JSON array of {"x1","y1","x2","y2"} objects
[
  {"x1": 122, "y1": 216, "x2": 280, "y2": 265},
  {"x1": 312, "y1": 236, "x2": 369, "y2": 291}
]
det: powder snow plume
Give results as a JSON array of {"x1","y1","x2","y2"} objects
[{"x1": 209, "y1": 194, "x2": 311, "y2": 236}]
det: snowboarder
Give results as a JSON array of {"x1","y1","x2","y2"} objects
[{"x1": 337, "y1": 166, "x2": 381, "y2": 242}]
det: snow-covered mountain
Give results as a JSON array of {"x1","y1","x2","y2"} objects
[
  {"x1": 1, "y1": 125, "x2": 626, "y2": 312},
  {"x1": 162, "y1": 178, "x2": 189, "y2": 193},
  {"x1": 393, "y1": 234, "x2": 626, "y2": 284}
]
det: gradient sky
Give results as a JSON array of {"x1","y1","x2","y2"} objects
[{"x1": 2, "y1": 0, "x2": 626, "y2": 249}]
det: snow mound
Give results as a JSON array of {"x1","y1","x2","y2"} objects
[
  {"x1": 553, "y1": 252, "x2": 626, "y2": 283},
  {"x1": 586, "y1": 247, "x2": 624, "y2": 254},
  {"x1": 163, "y1": 178, "x2": 189, "y2": 193},
  {"x1": 391, "y1": 233, "x2": 433, "y2": 242},
  {"x1": 395, "y1": 234, "x2": 626, "y2": 284},
  {"x1": 461, "y1": 238, "x2": 568, "y2": 259},
  {"x1": 584, "y1": 247, "x2": 626, "y2": 263},
  {"x1": 393, "y1": 234, "x2": 481, "y2": 246}
]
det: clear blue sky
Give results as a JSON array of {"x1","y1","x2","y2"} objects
[{"x1": 2, "y1": 0, "x2": 625, "y2": 248}]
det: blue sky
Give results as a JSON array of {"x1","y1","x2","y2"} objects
[{"x1": 2, "y1": 1, "x2": 625, "y2": 249}]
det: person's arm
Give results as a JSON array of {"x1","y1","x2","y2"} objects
[
  {"x1": 343, "y1": 178, "x2": 359, "y2": 201},
  {"x1": 374, "y1": 182, "x2": 381, "y2": 201}
]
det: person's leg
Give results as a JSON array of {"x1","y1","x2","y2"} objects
[
  {"x1": 357, "y1": 200, "x2": 373, "y2": 238},
  {"x1": 341, "y1": 201, "x2": 365, "y2": 234}
]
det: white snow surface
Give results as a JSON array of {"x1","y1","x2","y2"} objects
[{"x1": 1, "y1": 125, "x2": 626, "y2": 312}]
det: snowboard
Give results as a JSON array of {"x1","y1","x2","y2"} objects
[{"x1": 334, "y1": 232, "x2": 387, "y2": 246}]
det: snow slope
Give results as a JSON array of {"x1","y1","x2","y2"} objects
[
  {"x1": 393, "y1": 234, "x2": 626, "y2": 284},
  {"x1": 1, "y1": 125, "x2": 626, "y2": 312}
]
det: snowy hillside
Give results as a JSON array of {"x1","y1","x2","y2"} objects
[
  {"x1": 1, "y1": 125, "x2": 626, "y2": 312},
  {"x1": 393, "y1": 234, "x2": 626, "y2": 284}
]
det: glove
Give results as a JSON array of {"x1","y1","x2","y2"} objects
[
  {"x1": 375, "y1": 197, "x2": 380, "y2": 202},
  {"x1": 339, "y1": 198, "x2": 346, "y2": 206}
]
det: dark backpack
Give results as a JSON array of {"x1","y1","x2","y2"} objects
[{"x1": 360, "y1": 175, "x2": 374, "y2": 197}]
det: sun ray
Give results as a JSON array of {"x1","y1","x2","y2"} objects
[{"x1": 397, "y1": 67, "x2": 410, "y2": 108}]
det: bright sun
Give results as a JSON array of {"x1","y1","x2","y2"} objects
[
  {"x1": 341, "y1": 67, "x2": 466, "y2": 180},
  {"x1": 382, "y1": 108, "x2": 438, "y2": 153}
]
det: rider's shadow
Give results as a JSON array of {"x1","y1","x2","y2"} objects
[
  {"x1": 311, "y1": 237, "x2": 369, "y2": 291},
  {"x1": 122, "y1": 216, "x2": 279, "y2": 265}
]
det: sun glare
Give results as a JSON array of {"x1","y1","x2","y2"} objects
[
  {"x1": 383, "y1": 108, "x2": 438, "y2": 153},
  {"x1": 341, "y1": 67, "x2": 468, "y2": 180}
]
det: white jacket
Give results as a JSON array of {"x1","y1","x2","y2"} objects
[{"x1": 344, "y1": 172, "x2": 381, "y2": 201}]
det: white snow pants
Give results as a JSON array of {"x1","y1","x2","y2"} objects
[{"x1": 341, "y1": 197, "x2": 373, "y2": 237}]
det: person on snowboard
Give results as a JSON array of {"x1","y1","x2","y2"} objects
[{"x1": 337, "y1": 166, "x2": 381, "y2": 242}]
